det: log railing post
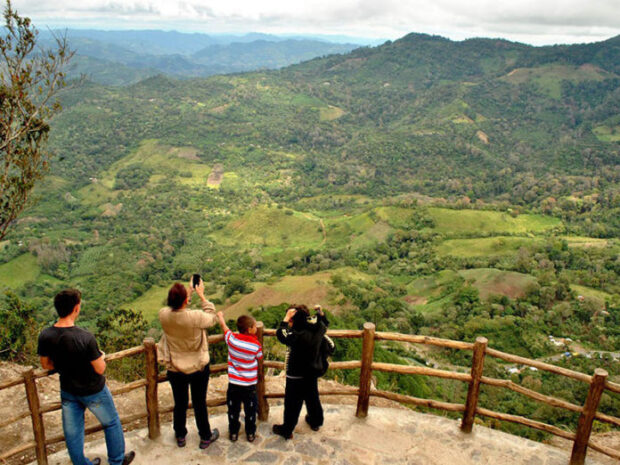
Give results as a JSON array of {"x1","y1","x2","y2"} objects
[
  {"x1": 570, "y1": 368, "x2": 608, "y2": 465},
  {"x1": 461, "y1": 337, "x2": 488, "y2": 433},
  {"x1": 143, "y1": 338, "x2": 160, "y2": 439},
  {"x1": 356, "y1": 322, "x2": 376, "y2": 418},
  {"x1": 24, "y1": 369, "x2": 47, "y2": 465},
  {"x1": 256, "y1": 321, "x2": 269, "y2": 421}
]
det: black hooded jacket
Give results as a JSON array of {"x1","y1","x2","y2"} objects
[{"x1": 276, "y1": 313, "x2": 335, "y2": 378}]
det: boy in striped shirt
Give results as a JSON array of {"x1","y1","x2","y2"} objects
[{"x1": 216, "y1": 312, "x2": 263, "y2": 442}]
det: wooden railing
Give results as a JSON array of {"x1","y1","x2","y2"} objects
[{"x1": 0, "y1": 322, "x2": 618, "y2": 465}]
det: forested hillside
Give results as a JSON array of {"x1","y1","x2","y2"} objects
[{"x1": 1, "y1": 32, "x2": 618, "y2": 441}]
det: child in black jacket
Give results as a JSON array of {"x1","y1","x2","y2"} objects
[{"x1": 272, "y1": 305, "x2": 335, "y2": 439}]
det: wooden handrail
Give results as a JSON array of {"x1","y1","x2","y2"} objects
[
  {"x1": 476, "y1": 406, "x2": 576, "y2": 440},
  {"x1": 44, "y1": 412, "x2": 149, "y2": 446},
  {"x1": 375, "y1": 332, "x2": 474, "y2": 350},
  {"x1": 605, "y1": 379, "x2": 620, "y2": 394},
  {"x1": 372, "y1": 362, "x2": 472, "y2": 382},
  {"x1": 588, "y1": 440, "x2": 620, "y2": 461},
  {"x1": 485, "y1": 347, "x2": 592, "y2": 384},
  {"x1": 207, "y1": 333, "x2": 225, "y2": 344},
  {"x1": 262, "y1": 328, "x2": 364, "y2": 338},
  {"x1": 110, "y1": 379, "x2": 148, "y2": 396},
  {"x1": 595, "y1": 411, "x2": 620, "y2": 428},
  {"x1": 370, "y1": 389, "x2": 466, "y2": 413},
  {"x1": 0, "y1": 375, "x2": 26, "y2": 390},
  {"x1": 103, "y1": 346, "x2": 145, "y2": 362},
  {"x1": 1, "y1": 324, "x2": 618, "y2": 465},
  {"x1": 265, "y1": 386, "x2": 360, "y2": 398},
  {"x1": 0, "y1": 440, "x2": 37, "y2": 462},
  {"x1": 481, "y1": 376, "x2": 583, "y2": 413},
  {"x1": 0, "y1": 409, "x2": 31, "y2": 429},
  {"x1": 40, "y1": 402, "x2": 62, "y2": 414}
]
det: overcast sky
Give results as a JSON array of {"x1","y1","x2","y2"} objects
[{"x1": 12, "y1": 0, "x2": 620, "y2": 45}]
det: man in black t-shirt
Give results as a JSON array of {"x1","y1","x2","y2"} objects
[{"x1": 38, "y1": 289, "x2": 135, "y2": 465}]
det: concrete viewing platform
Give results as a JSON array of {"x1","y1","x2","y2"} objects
[{"x1": 36, "y1": 405, "x2": 606, "y2": 465}]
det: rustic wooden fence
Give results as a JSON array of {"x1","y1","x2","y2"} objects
[{"x1": 1, "y1": 321, "x2": 618, "y2": 465}]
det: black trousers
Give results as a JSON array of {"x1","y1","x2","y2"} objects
[
  {"x1": 167, "y1": 364, "x2": 211, "y2": 440},
  {"x1": 282, "y1": 376, "x2": 323, "y2": 436},
  {"x1": 226, "y1": 383, "x2": 258, "y2": 435}
]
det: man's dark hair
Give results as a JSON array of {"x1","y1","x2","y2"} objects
[
  {"x1": 291, "y1": 304, "x2": 309, "y2": 330},
  {"x1": 168, "y1": 283, "x2": 187, "y2": 310},
  {"x1": 54, "y1": 289, "x2": 82, "y2": 318},
  {"x1": 236, "y1": 315, "x2": 256, "y2": 334}
]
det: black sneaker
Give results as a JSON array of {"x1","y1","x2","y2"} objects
[
  {"x1": 305, "y1": 415, "x2": 320, "y2": 432},
  {"x1": 229, "y1": 432, "x2": 238, "y2": 442},
  {"x1": 247, "y1": 433, "x2": 255, "y2": 442},
  {"x1": 92, "y1": 459, "x2": 101, "y2": 465},
  {"x1": 200, "y1": 428, "x2": 220, "y2": 449},
  {"x1": 272, "y1": 424, "x2": 293, "y2": 440},
  {"x1": 122, "y1": 451, "x2": 136, "y2": 465},
  {"x1": 176, "y1": 436, "x2": 186, "y2": 448}
]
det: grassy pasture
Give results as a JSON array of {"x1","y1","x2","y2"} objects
[
  {"x1": 436, "y1": 236, "x2": 539, "y2": 257},
  {"x1": 210, "y1": 206, "x2": 323, "y2": 249},
  {"x1": 593, "y1": 125, "x2": 620, "y2": 142},
  {"x1": 77, "y1": 182, "x2": 119, "y2": 206},
  {"x1": 319, "y1": 105, "x2": 345, "y2": 121},
  {"x1": 406, "y1": 268, "x2": 537, "y2": 316},
  {"x1": 562, "y1": 236, "x2": 611, "y2": 248},
  {"x1": 221, "y1": 271, "x2": 345, "y2": 319},
  {"x1": 428, "y1": 207, "x2": 560, "y2": 235},
  {"x1": 0, "y1": 254, "x2": 41, "y2": 289},
  {"x1": 405, "y1": 270, "x2": 459, "y2": 302},
  {"x1": 126, "y1": 285, "x2": 169, "y2": 321},
  {"x1": 570, "y1": 284, "x2": 613, "y2": 302},
  {"x1": 457, "y1": 268, "x2": 536, "y2": 299},
  {"x1": 374, "y1": 206, "x2": 418, "y2": 229},
  {"x1": 325, "y1": 211, "x2": 392, "y2": 248},
  {"x1": 32, "y1": 175, "x2": 70, "y2": 194},
  {"x1": 502, "y1": 64, "x2": 611, "y2": 99},
  {"x1": 101, "y1": 140, "x2": 212, "y2": 189}
]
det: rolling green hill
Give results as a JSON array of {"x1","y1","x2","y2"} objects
[
  {"x1": 1, "y1": 31, "x2": 618, "y2": 380},
  {"x1": 1, "y1": 30, "x2": 619, "y2": 446}
]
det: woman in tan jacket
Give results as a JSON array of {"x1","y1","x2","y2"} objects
[{"x1": 158, "y1": 280, "x2": 219, "y2": 449}]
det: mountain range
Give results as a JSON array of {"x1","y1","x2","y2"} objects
[{"x1": 38, "y1": 29, "x2": 364, "y2": 84}]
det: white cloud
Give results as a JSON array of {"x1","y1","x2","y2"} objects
[{"x1": 11, "y1": 0, "x2": 620, "y2": 44}]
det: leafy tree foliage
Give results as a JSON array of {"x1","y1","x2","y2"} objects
[
  {"x1": 0, "y1": 290, "x2": 38, "y2": 363},
  {"x1": 0, "y1": 0, "x2": 72, "y2": 240}
]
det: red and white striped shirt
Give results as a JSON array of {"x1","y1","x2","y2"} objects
[{"x1": 224, "y1": 330, "x2": 263, "y2": 386}]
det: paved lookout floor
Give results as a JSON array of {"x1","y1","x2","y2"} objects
[{"x1": 38, "y1": 405, "x2": 604, "y2": 465}]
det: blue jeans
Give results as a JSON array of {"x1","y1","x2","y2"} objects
[{"x1": 61, "y1": 386, "x2": 125, "y2": 465}]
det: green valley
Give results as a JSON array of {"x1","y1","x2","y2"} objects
[{"x1": 1, "y1": 30, "x2": 619, "y2": 443}]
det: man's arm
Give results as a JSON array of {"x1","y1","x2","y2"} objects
[
  {"x1": 91, "y1": 355, "x2": 106, "y2": 375},
  {"x1": 39, "y1": 356, "x2": 54, "y2": 371},
  {"x1": 86, "y1": 334, "x2": 106, "y2": 375}
]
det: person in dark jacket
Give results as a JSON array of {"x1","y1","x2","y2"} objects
[{"x1": 272, "y1": 304, "x2": 335, "y2": 439}]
